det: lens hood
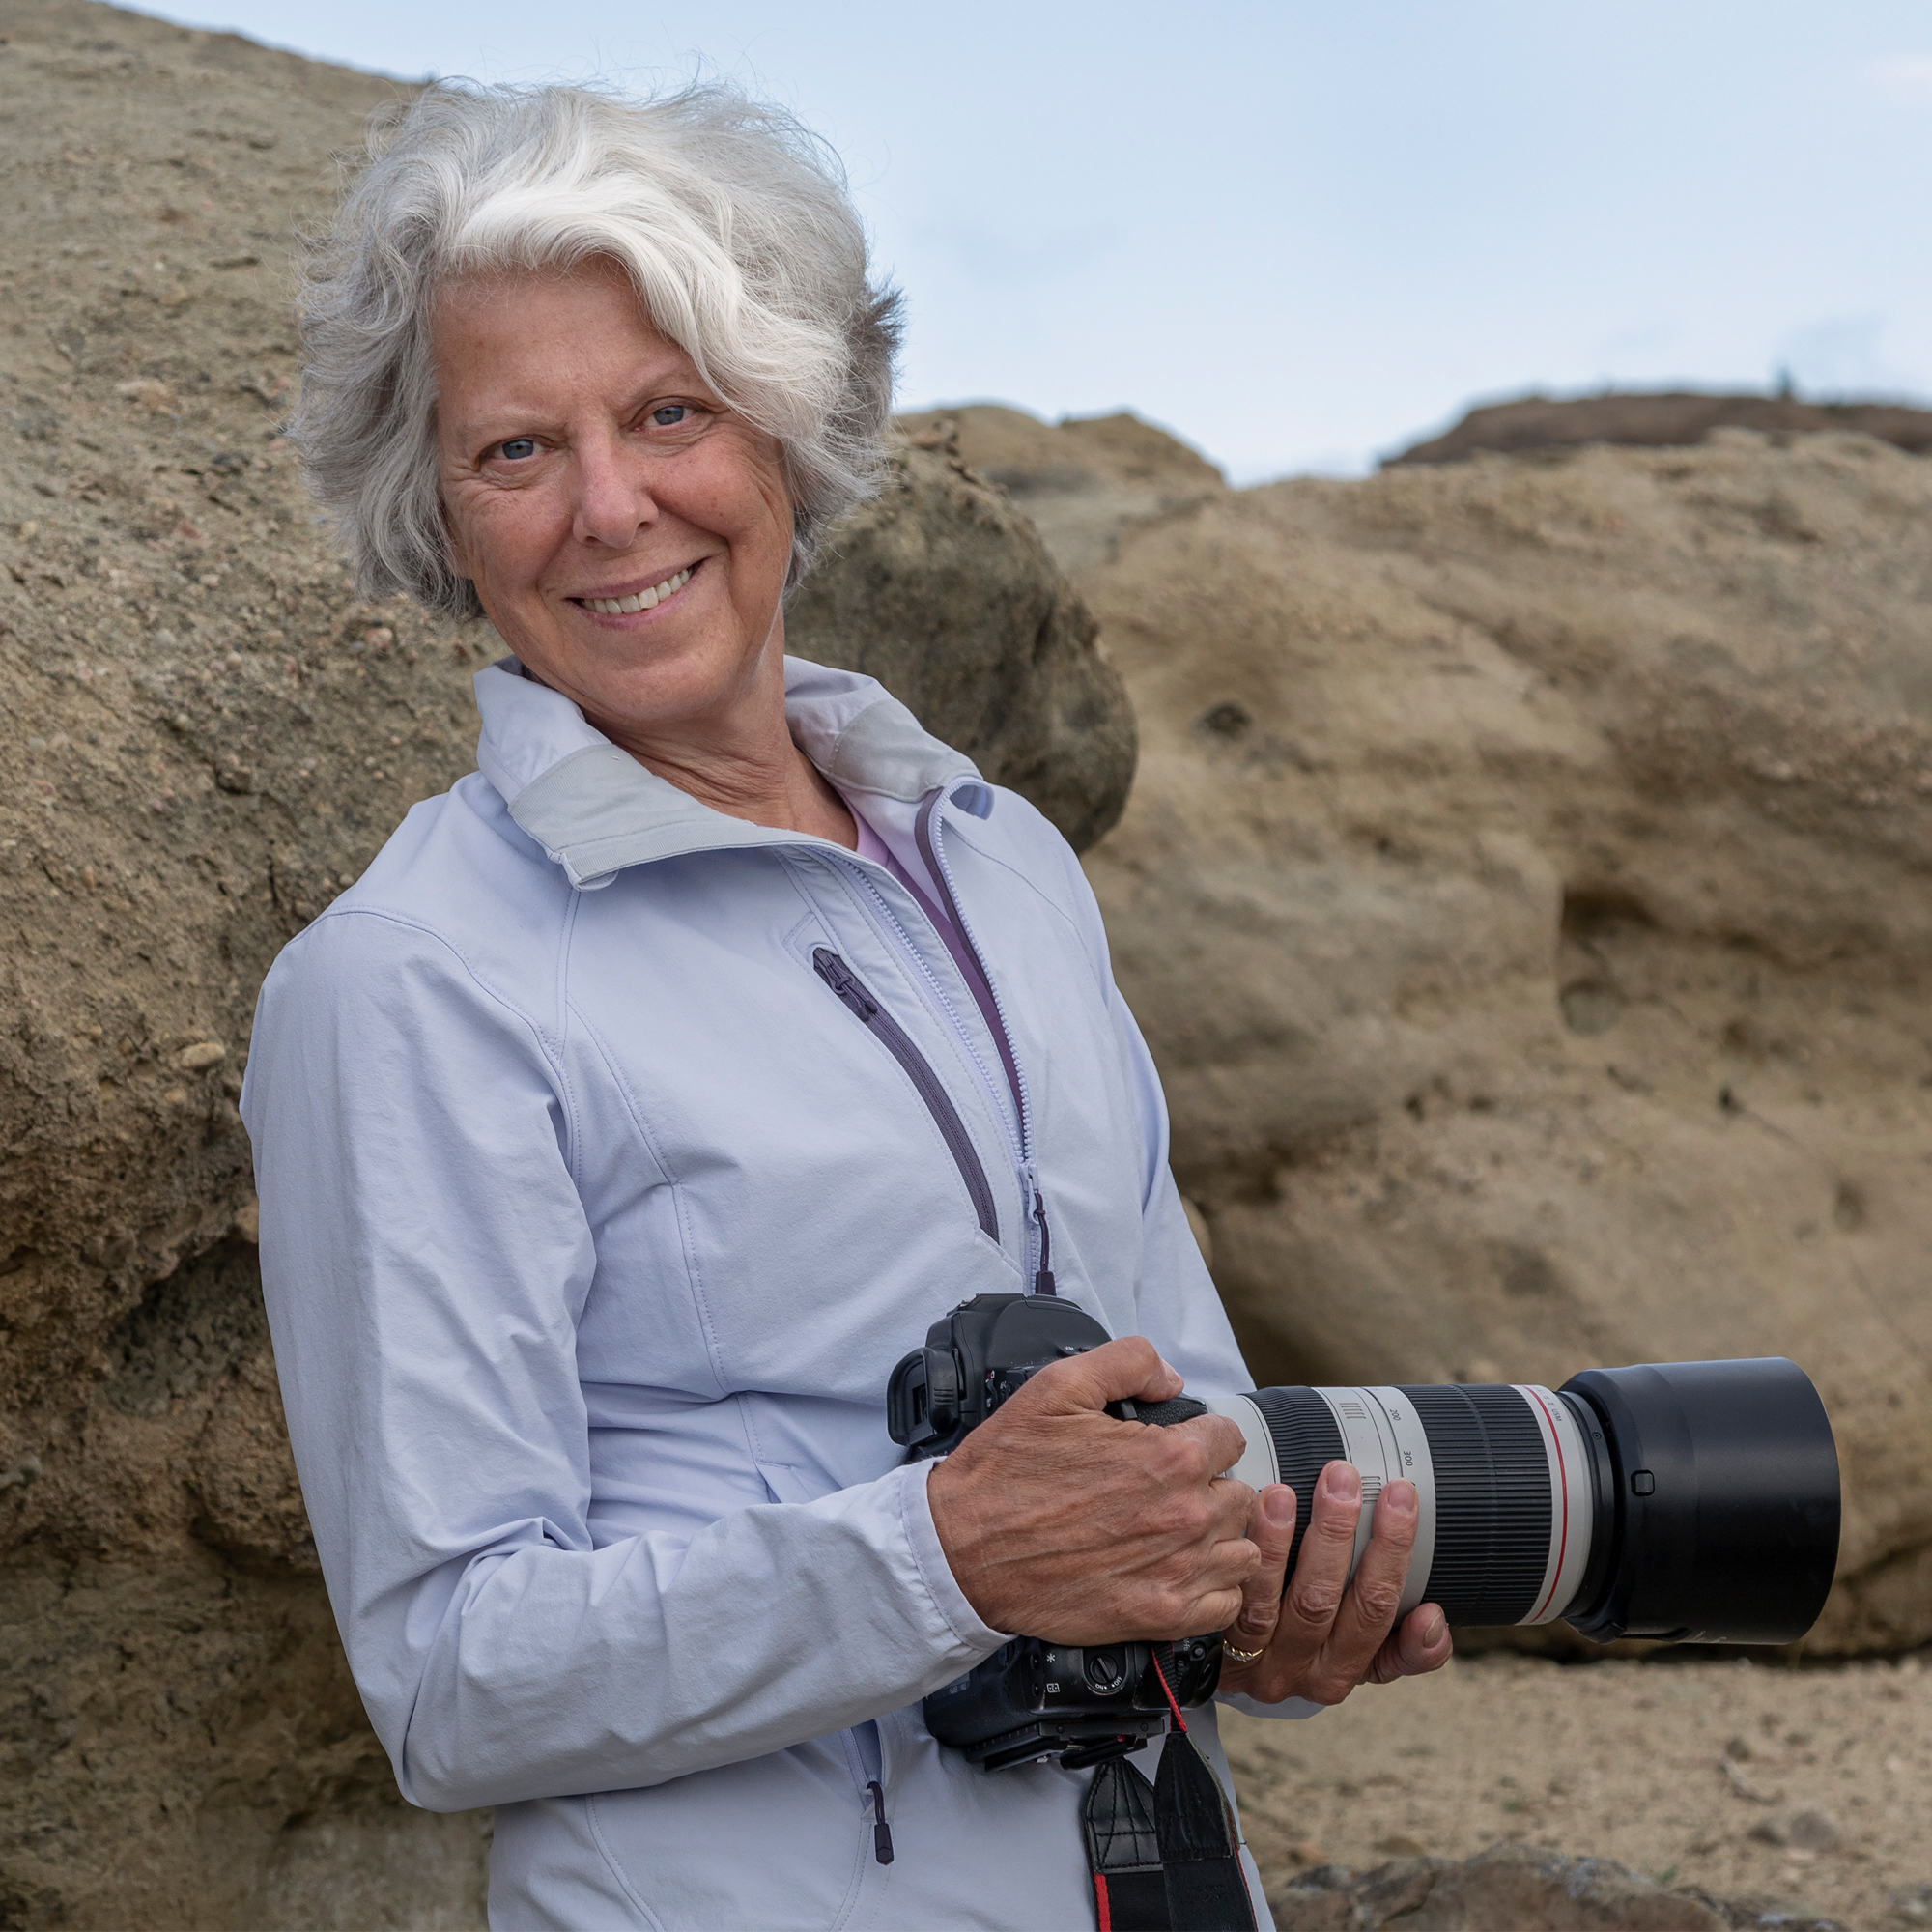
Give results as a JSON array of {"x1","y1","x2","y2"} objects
[{"x1": 1559, "y1": 1358, "x2": 1839, "y2": 1645}]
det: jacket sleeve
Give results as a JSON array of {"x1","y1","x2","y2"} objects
[
  {"x1": 241, "y1": 908, "x2": 1006, "y2": 1812},
  {"x1": 1054, "y1": 838, "x2": 1328, "y2": 1723}
]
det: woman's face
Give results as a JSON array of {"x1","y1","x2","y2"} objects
[{"x1": 433, "y1": 259, "x2": 795, "y2": 750}]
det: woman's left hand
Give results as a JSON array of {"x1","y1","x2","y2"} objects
[{"x1": 1215, "y1": 1463, "x2": 1453, "y2": 1706}]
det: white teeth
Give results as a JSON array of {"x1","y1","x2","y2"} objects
[{"x1": 582, "y1": 567, "x2": 692, "y2": 615}]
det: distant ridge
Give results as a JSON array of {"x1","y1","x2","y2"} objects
[{"x1": 1388, "y1": 388, "x2": 1932, "y2": 465}]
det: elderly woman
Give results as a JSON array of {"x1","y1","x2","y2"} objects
[{"x1": 242, "y1": 81, "x2": 1450, "y2": 1931}]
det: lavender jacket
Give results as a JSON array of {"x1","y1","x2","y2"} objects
[{"x1": 241, "y1": 656, "x2": 1282, "y2": 1930}]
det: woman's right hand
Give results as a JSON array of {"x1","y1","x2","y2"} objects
[
  {"x1": 1214, "y1": 1468, "x2": 1453, "y2": 1706},
  {"x1": 924, "y1": 1336, "x2": 1261, "y2": 1642}
]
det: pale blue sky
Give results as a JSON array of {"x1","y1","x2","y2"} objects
[{"x1": 138, "y1": 0, "x2": 1932, "y2": 480}]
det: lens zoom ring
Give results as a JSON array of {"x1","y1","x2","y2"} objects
[
  {"x1": 1400, "y1": 1384, "x2": 1551, "y2": 1626},
  {"x1": 1248, "y1": 1386, "x2": 1346, "y2": 1580}
]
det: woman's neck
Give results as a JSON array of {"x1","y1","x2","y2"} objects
[
  {"x1": 619, "y1": 724, "x2": 857, "y2": 849},
  {"x1": 566, "y1": 631, "x2": 858, "y2": 849}
]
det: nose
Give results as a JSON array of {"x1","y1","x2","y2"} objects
[{"x1": 571, "y1": 425, "x2": 658, "y2": 550}]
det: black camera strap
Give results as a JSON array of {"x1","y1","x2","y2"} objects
[{"x1": 1081, "y1": 1651, "x2": 1258, "y2": 1932}]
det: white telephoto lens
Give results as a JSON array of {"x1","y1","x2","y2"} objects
[{"x1": 1208, "y1": 1384, "x2": 1598, "y2": 1627}]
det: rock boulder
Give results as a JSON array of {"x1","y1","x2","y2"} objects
[{"x1": 788, "y1": 425, "x2": 1135, "y2": 852}]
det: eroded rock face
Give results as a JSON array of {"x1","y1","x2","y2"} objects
[
  {"x1": 0, "y1": 7, "x2": 459, "y2": 1915},
  {"x1": 1057, "y1": 424, "x2": 1932, "y2": 1652},
  {"x1": 0, "y1": 5, "x2": 1125, "y2": 1921}
]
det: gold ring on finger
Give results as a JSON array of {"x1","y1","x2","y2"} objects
[{"x1": 1222, "y1": 1641, "x2": 1265, "y2": 1663}]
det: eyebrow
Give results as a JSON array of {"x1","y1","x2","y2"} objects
[{"x1": 446, "y1": 369, "x2": 720, "y2": 455}]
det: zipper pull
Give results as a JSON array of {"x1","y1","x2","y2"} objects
[
  {"x1": 813, "y1": 948, "x2": 878, "y2": 1021},
  {"x1": 867, "y1": 1779, "x2": 895, "y2": 1864},
  {"x1": 1032, "y1": 1184, "x2": 1056, "y2": 1297}
]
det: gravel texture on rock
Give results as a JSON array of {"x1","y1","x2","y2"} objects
[
  {"x1": 1225, "y1": 1648, "x2": 1932, "y2": 1932},
  {"x1": 0, "y1": 6, "x2": 1123, "y2": 1922},
  {"x1": 1270, "y1": 1842, "x2": 1843, "y2": 1932}
]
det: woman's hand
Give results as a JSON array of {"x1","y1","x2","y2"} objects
[
  {"x1": 1216, "y1": 1467, "x2": 1453, "y2": 1705},
  {"x1": 926, "y1": 1337, "x2": 1261, "y2": 1643}
]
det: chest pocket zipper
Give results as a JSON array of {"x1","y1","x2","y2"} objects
[{"x1": 812, "y1": 948, "x2": 1000, "y2": 1243}]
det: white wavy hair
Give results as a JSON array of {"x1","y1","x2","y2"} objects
[{"x1": 295, "y1": 80, "x2": 902, "y2": 618}]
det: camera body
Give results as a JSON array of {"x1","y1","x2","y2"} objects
[{"x1": 888, "y1": 1294, "x2": 1224, "y2": 1771}]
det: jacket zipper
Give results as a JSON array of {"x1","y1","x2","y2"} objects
[
  {"x1": 915, "y1": 792, "x2": 1058, "y2": 1295},
  {"x1": 840, "y1": 865, "x2": 1021, "y2": 1161},
  {"x1": 836, "y1": 1726, "x2": 895, "y2": 1867},
  {"x1": 812, "y1": 948, "x2": 1000, "y2": 1242}
]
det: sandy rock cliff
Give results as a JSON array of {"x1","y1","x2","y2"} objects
[
  {"x1": 931, "y1": 404, "x2": 1932, "y2": 1657},
  {"x1": 0, "y1": 4, "x2": 1125, "y2": 1921}
]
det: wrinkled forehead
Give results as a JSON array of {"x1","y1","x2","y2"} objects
[{"x1": 427, "y1": 259, "x2": 714, "y2": 431}]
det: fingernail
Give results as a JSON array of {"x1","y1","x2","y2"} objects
[
  {"x1": 1325, "y1": 1464, "x2": 1360, "y2": 1503},
  {"x1": 1263, "y1": 1487, "x2": 1295, "y2": 1528},
  {"x1": 1424, "y1": 1611, "x2": 1445, "y2": 1646},
  {"x1": 1383, "y1": 1481, "x2": 1417, "y2": 1518}
]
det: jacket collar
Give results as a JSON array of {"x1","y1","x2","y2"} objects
[{"x1": 473, "y1": 654, "x2": 980, "y2": 890}]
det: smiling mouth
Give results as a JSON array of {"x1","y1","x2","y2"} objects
[{"x1": 573, "y1": 564, "x2": 694, "y2": 615}]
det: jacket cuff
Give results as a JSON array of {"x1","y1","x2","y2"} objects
[
  {"x1": 1217, "y1": 1689, "x2": 1325, "y2": 1720},
  {"x1": 897, "y1": 1458, "x2": 1010, "y2": 1654}
]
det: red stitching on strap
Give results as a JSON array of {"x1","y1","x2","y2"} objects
[
  {"x1": 1094, "y1": 1872, "x2": 1113, "y2": 1932},
  {"x1": 1150, "y1": 1651, "x2": 1187, "y2": 1733}
]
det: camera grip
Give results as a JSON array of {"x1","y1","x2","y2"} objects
[{"x1": 1110, "y1": 1394, "x2": 1209, "y2": 1428}]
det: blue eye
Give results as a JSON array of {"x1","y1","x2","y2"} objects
[
  {"x1": 497, "y1": 437, "x2": 537, "y2": 461},
  {"x1": 651, "y1": 405, "x2": 689, "y2": 427}
]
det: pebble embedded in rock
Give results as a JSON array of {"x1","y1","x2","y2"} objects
[
  {"x1": 1752, "y1": 1806, "x2": 1842, "y2": 1852},
  {"x1": 175, "y1": 1041, "x2": 225, "y2": 1071},
  {"x1": 1375, "y1": 1833, "x2": 1428, "y2": 1858},
  {"x1": 1893, "y1": 1883, "x2": 1932, "y2": 1924}
]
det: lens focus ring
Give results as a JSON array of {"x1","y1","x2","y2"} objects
[{"x1": 1399, "y1": 1384, "x2": 1551, "y2": 1626}]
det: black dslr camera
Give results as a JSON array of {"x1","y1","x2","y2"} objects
[{"x1": 887, "y1": 1293, "x2": 1223, "y2": 1772}]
